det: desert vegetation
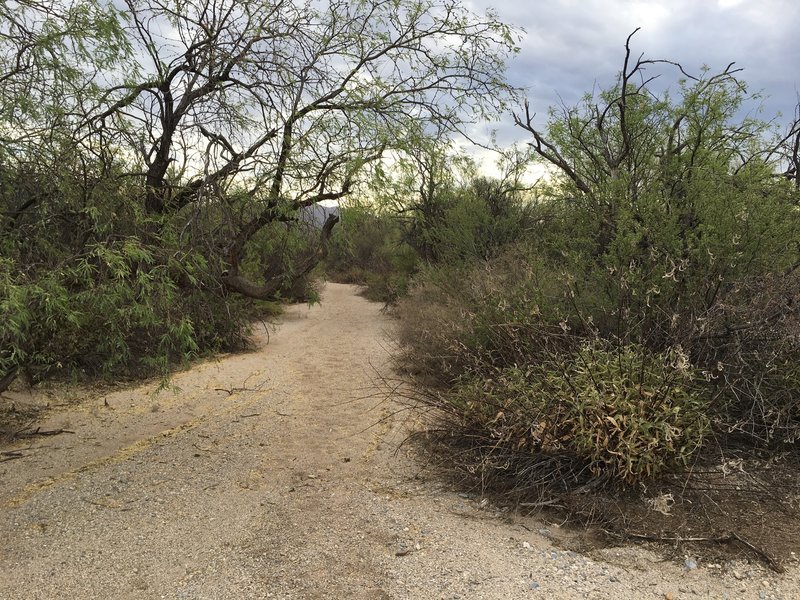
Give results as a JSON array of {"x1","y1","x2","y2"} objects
[
  {"x1": 0, "y1": 0, "x2": 518, "y2": 390},
  {"x1": 331, "y1": 33, "x2": 800, "y2": 505},
  {"x1": 4, "y1": 1, "x2": 800, "y2": 554}
]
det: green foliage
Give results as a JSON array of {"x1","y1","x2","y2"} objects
[
  {"x1": 398, "y1": 51, "x2": 800, "y2": 492},
  {"x1": 326, "y1": 169, "x2": 534, "y2": 305},
  {"x1": 396, "y1": 244, "x2": 567, "y2": 380},
  {"x1": 453, "y1": 344, "x2": 710, "y2": 484},
  {"x1": 0, "y1": 143, "x2": 254, "y2": 385},
  {"x1": 0, "y1": 220, "x2": 250, "y2": 384},
  {"x1": 415, "y1": 184, "x2": 533, "y2": 264},
  {"x1": 522, "y1": 64, "x2": 800, "y2": 451},
  {"x1": 242, "y1": 220, "x2": 323, "y2": 304},
  {"x1": 326, "y1": 204, "x2": 419, "y2": 303},
  {"x1": 398, "y1": 244, "x2": 715, "y2": 488}
]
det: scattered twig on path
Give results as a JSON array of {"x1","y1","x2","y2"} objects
[
  {"x1": 728, "y1": 532, "x2": 785, "y2": 574},
  {"x1": 240, "y1": 413, "x2": 261, "y2": 418},
  {"x1": 214, "y1": 386, "x2": 265, "y2": 396},
  {"x1": 0, "y1": 450, "x2": 25, "y2": 462},
  {"x1": 603, "y1": 530, "x2": 784, "y2": 573},
  {"x1": 15, "y1": 427, "x2": 75, "y2": 438},
  {"x1": 214, "y1": 377, "x2": 269, "y2": 397}
]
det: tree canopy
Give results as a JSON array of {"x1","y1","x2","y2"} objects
[{"x1": 0, "y1": 0, "x2": 519, "y2": 388}]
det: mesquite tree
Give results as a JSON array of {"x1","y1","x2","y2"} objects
[
  {"x1": 514, "y1": 30, "x2": 799, "y2": 332},
  {"x1": 87, "y1": 0, "x2": 520, "y2": 297}
]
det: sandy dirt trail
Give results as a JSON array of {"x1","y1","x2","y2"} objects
[{"x1": 1, "y1": 283, "x2": 799, "y2": 599}]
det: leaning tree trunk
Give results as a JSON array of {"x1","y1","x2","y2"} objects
[{"x1": 221, "y1": 213, "x2": 339, "y2": 300}]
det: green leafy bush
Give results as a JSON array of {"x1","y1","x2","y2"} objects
[
  {"x1": 242, "y1": 219, "x2": 324, "y2": 304},
  {"x1": 418, "y1": 185, "x2": 534, "y2": 265},
  {"x1": 0, "y1": 230, "x2": 251, "y2": 385},
  {"x1": 396, "y1": 45, "x2": 800, "y2": 496},
  {"x1": 396, "y1": 246, "x2": 574, "y2": 381}
]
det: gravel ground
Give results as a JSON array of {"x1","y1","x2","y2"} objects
[{"x1": 1, "y1": 283, "x2": 798, "y2": 599}]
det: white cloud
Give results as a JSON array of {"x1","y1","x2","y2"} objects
[{"x1": 717, "y1": 0, "x2": 746, "y2": 8}]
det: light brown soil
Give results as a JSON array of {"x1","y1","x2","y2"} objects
[{"x1": 1, "y1": 283, "x2": 799, "y2": 599}]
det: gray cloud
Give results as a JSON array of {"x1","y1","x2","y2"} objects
[{"x1": 468, "y1": 0, "x2": 800, "y2": 148}]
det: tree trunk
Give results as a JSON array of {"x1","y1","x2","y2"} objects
[{"x1": 221, "y1": 213, "x2": 339, "y2": 300}]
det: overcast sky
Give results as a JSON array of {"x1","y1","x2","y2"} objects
[{"x1": 465, "y1": 0, "x2": 800, "y2": 164}]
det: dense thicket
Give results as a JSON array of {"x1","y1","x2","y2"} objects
[
  {"x1": 395, "y1": 37, "x2": 800, "y2": 490},
  {"x1": 326, "y1": 162, "x2": 534, "y2": 302}
]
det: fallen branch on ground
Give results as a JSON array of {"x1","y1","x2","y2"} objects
[
  {"x1": 15, "y1": 427, "x2": 75, "y2": 438},
  {"x1": 0, "y1": 450, "x2": 25, "y2": 462},
  {"x1": 603, "y1": 530, "x2": 784, "y2": 573}
]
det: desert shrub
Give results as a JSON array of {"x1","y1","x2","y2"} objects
[
  {"x1": 0, "y1": 217, "x2": 252, "y2": 385},
  {"x1": 327, "y1": 205, "x2": 390, "y2": 278},
  {"x1": 450, "y1": 343, "x2": 710, "y2": 486},
  {"x1": 242, "y1": 219, "x2": 324, "y2": 304},
  {"x1": 398, "y1": 248, "x2": 715, "y2": 489},
  {"x1": 326, "y1": 173, "x2": 535, "y2": 304},
  {"x1": 397, "y1": 47, "x2": 800, "y2": 495},
  {"x1": 693, "y1": 273, "x2": 800, "y2": 447},
  {"x1": 396, "y1": 244, "x2": 580, "y2": 382},
  {"x1": 0, "y1": 154, "x2": 261, "y2": 388},
  {"x1": 399, "y1": 224, "x2": 800, "y2": 488},
  {"x1": 406, "y1": 176, "x2": 536, "y2": 265}
]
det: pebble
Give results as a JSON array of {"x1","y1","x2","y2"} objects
[{"x1": 684, "y1": 558, "x2": 698, "y2": 570}]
